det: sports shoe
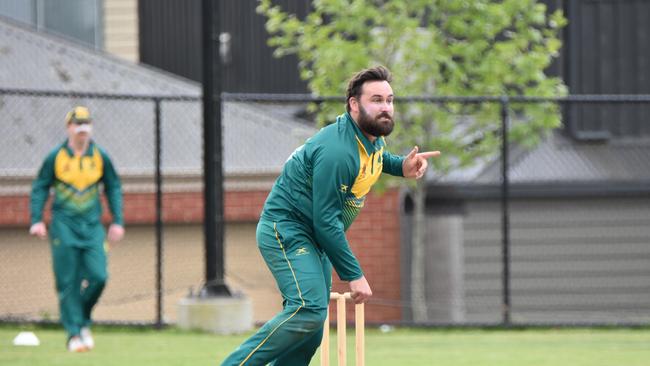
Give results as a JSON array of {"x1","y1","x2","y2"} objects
[
  {"x1": 80, "y1": 327, "x2": 94, "y2": 350},
  {"x1": 67, "y1": 336, "x2": 88, "y2": 352}
]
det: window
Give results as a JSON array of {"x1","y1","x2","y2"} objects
[{"x1": 0, "y1": 0, "x2": 103, "y2": 49}]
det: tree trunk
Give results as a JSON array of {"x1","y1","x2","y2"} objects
[{"x1": 410, "y1": 180, "x2": 428, "y2": 322}]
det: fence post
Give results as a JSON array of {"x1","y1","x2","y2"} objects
[
  {"x1": 202, "y1": 0, "x2": 230, "y2": 296},
  {"x1": 500, "y1": 96, "x2": 511, "y2": 326},
  {"x1": 154, "y1": 97, "x2": 164, "y2": 329}
]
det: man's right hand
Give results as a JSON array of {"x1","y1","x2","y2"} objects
[
  {"x1": 29, "y1": 222, "x2": 47, "y2": 239},
  {"x1": 349, "y1": 276, "x2": 372, "y2": 304}
]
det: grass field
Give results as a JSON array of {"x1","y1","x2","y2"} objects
[{"x1": 2, "y1": 325, "x2": 650, "y2": 366}]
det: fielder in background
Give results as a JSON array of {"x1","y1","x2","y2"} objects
[
  {"x1": 29, "y1": 106, "x2": 125, "y2": 352},
  {"x1": 221, "y1": 66, "x2": 440, "y2": 366}
]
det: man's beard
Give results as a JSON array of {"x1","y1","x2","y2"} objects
[{"x1": 357, "y1": 104, "x2": 394, "y2": 137}]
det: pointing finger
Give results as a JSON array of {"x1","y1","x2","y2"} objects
[{"x1": 416, "y1": 151, "x2": 441, "y2": 159}]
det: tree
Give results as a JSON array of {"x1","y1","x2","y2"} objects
[{"x1": 258, "y1": 0, "x2": 567, "y2": 322}]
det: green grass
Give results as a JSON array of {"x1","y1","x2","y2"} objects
[{"x1": 1, "y1": 325, "x2": 649, "y2": 365}]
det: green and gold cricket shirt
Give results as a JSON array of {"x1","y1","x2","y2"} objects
[
  {"x1": 261, "y1": 112, "x2": 404, "y2": 281},
  {"x1": 30, "y1": 140, "x2": 123, "y2": 226}
]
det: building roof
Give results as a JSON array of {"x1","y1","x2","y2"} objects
[
  {"x1": 0, "y1": 15, "x2": 197, "y2": 95},
  {"x1": 430, "y1": 132, "x2": 650, "y2": 199},
  {"x1": 0, "y1": 17, "x2": 316, "y2": 193},
  {"x1": 476, "y1": 133, "x2": 650, "y2": 183}
]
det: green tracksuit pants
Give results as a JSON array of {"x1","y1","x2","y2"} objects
[
  {"x1": 49, "y1": 216, "x2": 107, "y2": 339},
  {"x1": 221, "y1": 219, "x2": 333, "y2": 366}
]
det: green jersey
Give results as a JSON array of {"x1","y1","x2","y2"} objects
[
  {"x1": 30, "y1": 140, "x2": 123, "y2": 226},
  {"x1": 261, "y1": 112, "x2": 404, "y2": 281}
]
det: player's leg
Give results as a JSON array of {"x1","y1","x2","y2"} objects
[
  {"x1": 270, "y1": 254, "x2": 332, "y2": 366},
  {"x1": 220, "y1": 220, "x2": 330, "y2": 366},
  {"x1": 49, "y1": 218, "x2": 85, "y2": 340},
  {"x1": 80, "y1": 224, "x2": 108, "y2": 328}
]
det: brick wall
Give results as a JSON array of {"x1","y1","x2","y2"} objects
[
  {"x1": 116, "y1": 191, "x2": 270, "y2": 224},
  {"x1": 0, "y1": 195, "x2": 32, "y2": 226},
  {"x1": 0, "y1": 188, "x2": 402, "y2": 323},
  {"x1": 0, "y1": 191, "x2": 269, "y2": 226},
  {"x1": 332, "y1": 189, "x2": 402, "y2": 324}
]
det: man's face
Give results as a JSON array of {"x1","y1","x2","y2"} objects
[{"x1": 353, "y1": 80, "x2": 394, "y2": 137}]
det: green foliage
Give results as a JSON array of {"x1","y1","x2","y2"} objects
[{"x1": 258, "y1": 0, "x2": 567, "y2": 177}]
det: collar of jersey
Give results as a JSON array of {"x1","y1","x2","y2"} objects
[
  {"x1": 343, "y1": 112, "x2": 385, "y2": 155},
  {"x1": 62, "y1": 139, "x2": 96, "y2": 157}
]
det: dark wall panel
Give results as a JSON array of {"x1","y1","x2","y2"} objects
[
  {"x1": 221, "y1": 0, "x2": 309, "y2": 93},
  {"x1": 139, "y1": 0, "x2": 308, "y2": 93},
  {"x1": 139, "y1": 0, "x2": 202, "y2": 82},
  {"x1": 566, "y1": 0, "x2": 650, "y2": 139}
]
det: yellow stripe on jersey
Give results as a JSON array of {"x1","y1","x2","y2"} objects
[
  {"x1": 54, "y1": 147, "x2": 103, "y2": 191},
  {"x1": 351, "y1": 136, "x2": 383, "y2": 199}
]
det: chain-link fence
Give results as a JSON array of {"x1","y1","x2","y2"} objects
[
  {"x1": 398, "y1": 95, "x2": 650, "y2": 326},
  {"x1": 0, "y1": 90, "x2": 200, "y2": 327},
  {"x1": 1, "y1": 90, "x2": 650, "y2": 328},
  {"x1": 0, "y1": 89, "x2": 316, "y2": 328}
]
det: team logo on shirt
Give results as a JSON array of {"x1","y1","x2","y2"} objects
[
  {"x1": 296, "y1": 247, "x2": 309, "y2": 256},
  {"x1": 339, "y1": 184, "x2": 348, "y2": 193}
]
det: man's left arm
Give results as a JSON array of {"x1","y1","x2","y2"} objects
[
  {"x1": 381, "y1": 150, "x2": 405, "y2": 177},
  {"x1": 100, "y1": 150, "x2": 125, "y2": 242}
]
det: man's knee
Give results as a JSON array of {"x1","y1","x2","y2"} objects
[
  {"x1": 54, "y1": 272, "x2": 76, "y2": 293},
  {"x1": 85, "y1": 270, "x2": 108, "y2": 288},
  {"x1": 299, "y1": 307, "x2": 328, "y2": 332}
]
